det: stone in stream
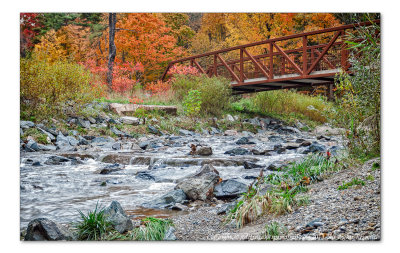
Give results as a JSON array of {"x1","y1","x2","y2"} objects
[
  {"x1": 243, "y1": 161, "x2": 263, "y2": 170},
  {"x1": 266, "y1": 163, "x2": 285, "y2": 171},
  {"x1": 99, "y1": 163, "x2": 124, "y2": 174},
  {"x1": 224, "y1": 147, "x2": 250, "y2": 156},
  {"x1": 44, "y1": 155, "x2": 70, "y2": 165},
  {"x1": 213, "y1": 179, "x2": 248, "y2": 199},
  {"x1": 92, "y1": 136, "x2": 114, "y2": 143},
  {"x1": 103, "y1": 201, "x2": 133, "y2": 234},
  {"x1": 135, "y1": 171, "x2": 155, "y2": 181},
  {"x1": 251, "y1": 144, "x2": 273, "y2": 156},
  {"x1": 284, "y1": 142, "x2": 301, "y2": 149},
  {"x1": 112, "y1": 142, "x2": 121, "y2": 150},
  {"x1": 24, "y1": 218, "x2": 73, "y2": 241},
  {"x1": 210, "y1": 127, "x2": 220, "y2": 135},
  {"x1": 224, "y1": 129, "x2": 238, "y2": 136},
  {"x1": 175, "y1": 164, "x2": 220, "y2": 201},
  {"x1": 302, "y1": 142, "x2": 326, "y2": 154},
  {"x1": 235, "y1": 137, "x2": 256, "y2": 145},
  {"x1": 111, "y1": 127, "x2": 130, "y2": 137},
  {"x1": 143, "y1": 189, "x2": 187, "y2": 209},
  {"x1": 193, "y1": 146, "x2": 213, "y2": 156}
]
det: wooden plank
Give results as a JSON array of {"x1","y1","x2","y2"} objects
[{"x1": 313, "y1": 49, "x2": 336, "y2": 69}]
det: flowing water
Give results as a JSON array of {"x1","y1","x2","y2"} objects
[{"x1": 20, "y1": 130, "x2": 340, "y2": 229}]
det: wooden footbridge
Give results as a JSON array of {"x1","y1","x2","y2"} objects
[{"x1": 162, "y1": 20, "x2": 380, "y2": 96}]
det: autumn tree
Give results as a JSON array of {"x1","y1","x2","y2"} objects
[{"x1": 20, "y1": 13, "x2": 42, "y2": 57}]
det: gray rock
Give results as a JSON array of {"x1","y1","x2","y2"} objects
[
  {"x1": 284, "y1": 142, "x2": 301, "y2": 149},
  {"x1": 135, "y1": 171, "x2": 155, "y2": 181},
  {"x1": 120, "y1": 116, "x2": 139, "y2": 125},
  {"x1": 78, "y1": 136, "x2": 89, "y2": 145},
  {"x1": 112, "y1": 142, "x2": 121, "y2": 150},
  {"x1": 44, "y1": 156, "x2": 70, "y2": 165},
  {"x1": 99, "y1": 163, "x2": 123, "y2": 174},
  {"x1": 139, "y1": 141, "x2": 150, "y2": 150},
  {"x1": 163, "y1": 226, "x2": 177, "y2": 241},
  {"x1": 24, "y1": 218, "x2": 73, "y2": 241},
  {"x1": 37, "y1": 144, "x2": 57, "y2": 151},
  {"x1": 266, "y1": 163, "x2": 285, "y2": 171},
  {"x1": 175, "y1": 164, "x2": 220, "y2": 201},
  {"x1": 302, "y1": 142, "x2": 326, "y2": 154},
  {"x1": 210, "y1": 127, "x2": 220, "y2": 135},
  {"x1": 111, "y1": 127, "x2": 130, "y2": 137},
  {"x1": 226, "y1": 114, "x2": 235, "y2": 122},
  {"x1": 280, "y1": 126, "x2": 301, "y2": 134},
  {"x1": 104, "y1": 201, "x2": 133, "y2": 234},
  {"x1": 26, "y1": 139, "x2": 39, "y2": 151},
  {"x1": 179, "y1": 129, "x2": 194, "y2": 136},
  {"x1": 20, "y1": 121, "x2": 35, "y2": 129},
  {"x1": 67, "y1": 136, "x2": 79, "y2": 146},
  {"x1": 148, "y1": 125, "x2": 162, "y2": 135},
  {"x1": 143, "y1": 189, "x2": 187, "y2": 209},
  {"x1": 92, "y1": 136, "x2": 114, "y2": 143},
  {"x1": 217, "y1": 202, "x2": 237, "y2": 215},
  {"x1": 20, "y1": 128, "x2": 24, "y2": 136},
  {"x1": 195, "y1": 146, "x2": 213, "y2": 156},
  {"x1": 88, "y1": 117, "x2": 96, "y2": 124},
  {"x1": 235, "y1": 137, "x2": 255, "y2": 145},
  {"x1": 243, "y1": 161, "x2": 263, "y2": 170},
  {"x1": 213, "y1": 179, "x2": 247, "y2": 198},
  {"x1": 77, "y1": 118, "x2": 91, "y2": 129},
  {"x1": 224, "y1": 147, "x2": 250, "y2": 156}
]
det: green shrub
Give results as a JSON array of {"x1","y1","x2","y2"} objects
[
  {"x1": 20, "y1": 55, "x2": 103, "y2": 120},
  {"x1": 171, "y1": 75, "x2": 231, "y2": 116},
  {"x1": 182, "y1": 89, "x2": 202, "y2": 117},
  {"x1": 74, "y1": 203, "x2": 112, "y2": 240},
  {"x1": 22, "y1": 128, "x2": 49, "y2": 144},
  {"x1": 253, "y1": 89, "x2": 331, "y2": 123}
]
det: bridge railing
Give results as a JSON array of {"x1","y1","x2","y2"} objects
[{"x1": 161, "y1": 20, "x2": 380, "y2": 87}]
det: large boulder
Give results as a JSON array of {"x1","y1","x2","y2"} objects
[
  {"x1": 103, "y1": 201, "x2": 133, "y2": 234},
  {"x1": 143, "y1": 189, "x2": 187, "y2": 209},
  {"x1": 20, "y1": 121, "x2": 35, "y2": 129},
  {"x1": 213, "y1": 179, "x2": 247, "y2": 199},
  {"x1": 175, "y1": 164, "x2": 220, "y2": 201},
  {"x1": 24, "y1": 218, "x2": 73, "y2": 241},
  {"x1": 44, "y1": 155, "x2": 70, "y2": 165},
  {"x1": 235, "y1": 137, "x2": 255, "y2": 145}
]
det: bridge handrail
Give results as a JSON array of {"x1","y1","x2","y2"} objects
[{"x1": 162, "y1": 19, "x2": 380, "y2": 81}]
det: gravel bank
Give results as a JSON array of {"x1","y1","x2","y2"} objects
[{"x1": 172, "y1": 158, "x2": 381, "y2": 241}]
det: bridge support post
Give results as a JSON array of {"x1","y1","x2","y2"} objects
[{"x1": 327, "y1": 83, "x2": 334, "y2": 101}]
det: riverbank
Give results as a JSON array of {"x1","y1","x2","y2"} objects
[{"x1": 20, "y1": 101, "x2": 382, "y2": 241}]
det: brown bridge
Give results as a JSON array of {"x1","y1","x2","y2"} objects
[{"x1": 161, "y1": 20, "x2": 380, "y2": 96}]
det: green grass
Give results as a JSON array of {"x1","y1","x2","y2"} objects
[
  {"x1": 366, "y1": 174, "x2": 375, "y2": 181},
  {"x1": 337, "y1": 178, "x2": 366, "y2": 190},
  {"x1": 133, "y1": 217, "x2": 174, "y2": 241},
  {"x1": 22, "y1": 128, "x2": 49, "y2": 144},
  {"x1": 264, "y1": 222, "x2": 288, "y2": 241},
  {"x1": 225, "y1": 154, "x2": 342, "y2": 228},
  {"x1": 103, "y1": 217, "x2": 174, "y2": 241},
  {"x1": 74, "y1": 203, "x2": 113, "y2": 241}
]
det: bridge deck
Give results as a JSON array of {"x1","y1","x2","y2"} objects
[{"x1": 230, "y1": 69, "x2": 339, "y2": 94}]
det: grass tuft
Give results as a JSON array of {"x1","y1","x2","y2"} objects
[{"x1": 74, "y1": 203, "x2": 112, "y2": 241}]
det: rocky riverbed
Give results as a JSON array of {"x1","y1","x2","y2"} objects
[{"x1": 20, "y1": 104, "x2": 362, "y2": 240}]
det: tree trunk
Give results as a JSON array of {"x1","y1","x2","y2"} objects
[{"x1": 107, "y1": 13, "x2": 117, "y2": 88}]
